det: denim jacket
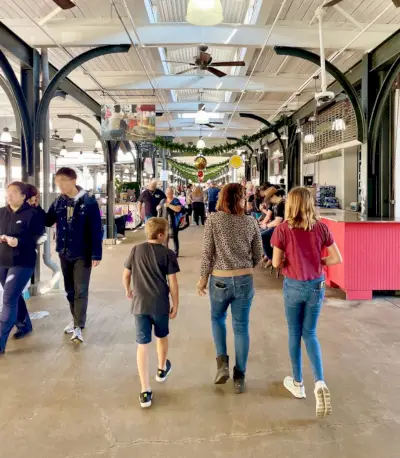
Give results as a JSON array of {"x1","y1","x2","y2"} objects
[{"x1": 45, "y1": 189, "x2": 103, "y2": 261}]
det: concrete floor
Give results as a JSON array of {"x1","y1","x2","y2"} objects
[{"x1": 1, "y1": 226, "x2": 400, "y2": 458}]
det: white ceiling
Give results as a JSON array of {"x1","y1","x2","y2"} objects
[{"x1": 0, "y1": 0, "x2": 400, "y2": 154}]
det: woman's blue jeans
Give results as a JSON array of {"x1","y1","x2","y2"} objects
[
  {"x1": 209, "y1": 275, "x2": 254, "y2": 373},
  {"x1": 0, "y1": 266, "x2": 34, "y2": 353},
  {"x1": 283, "y1": 277, "x2": 325, "y2": 383}
]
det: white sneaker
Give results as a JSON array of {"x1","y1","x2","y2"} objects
[
  {"x1": 314, "y1": 381, "x2": 332, "y2": 418},
  {"x1": 64, "y1": 321, "x2": 74, "y2": 334},
  {"x1": 71, "y1": 327, "x2": 83, "y2": 344},
  {"x1": 283, "y1": 376, "x2": 306, "y2": 399}
]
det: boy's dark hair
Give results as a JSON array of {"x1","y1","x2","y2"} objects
[{"x1": 56, "y1": 167, "x2": 77, "y2": 180}]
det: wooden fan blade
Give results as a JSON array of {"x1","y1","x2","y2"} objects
[
  {"x1": 211, "y1": 61, "x2": 246, "y2": 67},
  {"x1": 52, "y1": 0, "x2": 76, "y2": 9},
  {"x1": 393, "y1": 0, "x2": 400, "y2": 7},
  {"x1": 163, "y1": 61, "x2": 196, "y2": 65},
  {"x1": 323, "y1": 0, "x2": 343, "y2": 6},
  {"x1": 175, "y1": 68, "x2": 196, "y2": 75},
  {"x1": 207, "y1": 67, "x2": 226, "y2": 78},
  {"x1": 156, "y1": 112, "x2": 163, "y2": 117},
  {"x1": 204, "y1": 124, "x2": 216, "y2": 128}
]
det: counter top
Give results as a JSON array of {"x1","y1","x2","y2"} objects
[{"x1": 318, "y1": 209, "x2": 400, "y2": 223}]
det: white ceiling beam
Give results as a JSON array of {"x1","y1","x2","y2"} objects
[
  {"x1": 70, "y1": 73, "x2": 312, "y2": 93},
  {"x1": 2, "y1": 19, "x2": 398, "y2": 50}
]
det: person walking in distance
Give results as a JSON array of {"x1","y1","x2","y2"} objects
[
  {"x1": 157, "y1": 187, "x2": 182, "y2": 257},
  {"x1": 271, "y1": 187, "x2": 342, "y2": 417},
  {"x1": 207, "y1": 181, "x2": 220, "y2": 214},
  {"x1": 0, "y1": 182, "x2": 45, "y2": 354},
  {"x1": 45, "y1": 168, "x2": 103, "y2": 344},
  {"x1": 137, "y1": 179, "x2": 166, "y2": 222},
  {"x1": 191, "y1": 185, "x2": 206, "y2": 226},
  {"x1": 123, "y1": 218, "x2": 180, "y2": 408},
  {"x1": 197, "y1": 184, "x2": 263, "y2": 393}
]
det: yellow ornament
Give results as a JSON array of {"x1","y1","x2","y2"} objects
[
  {"x1": 194, "y1": 155, "x2": 207, "y2": 170},
  {"x1": 229, "y1": 154, "x2": 243, "y2": 169}
]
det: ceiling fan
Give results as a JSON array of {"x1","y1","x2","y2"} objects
[
  {"x1": 51, "y1": 129, "x2": 73, "y2": 142},
  {"x1": 52, "y1": 0, "x2": 76, "y2": 9},
  {"x1": 164, "y1": 45, "x2": 246, "y2": 78},
  {"x1": 181, "y1": 104, "x2": 224, "y2": 129}
]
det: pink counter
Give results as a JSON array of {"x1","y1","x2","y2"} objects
[{"x1": 321, "y1": 211, "x2": 400, "y2": 300}]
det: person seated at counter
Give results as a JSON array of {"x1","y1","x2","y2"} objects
[{"x1": 261, "y1": 187, "x2": 286, "y2": 268}]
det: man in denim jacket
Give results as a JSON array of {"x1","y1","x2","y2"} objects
[{"x1": 46, "y1": 167, "x2": 102, "y2": 344}]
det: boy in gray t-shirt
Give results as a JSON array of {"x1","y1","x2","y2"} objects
[{"x1": 123, "y1": 218, "x2": 180, "y2": 408}]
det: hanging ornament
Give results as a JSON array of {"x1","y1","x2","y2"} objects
[
  {"x1": 198, "y1": 170, "x2": 204, "y2": 178},
  {"x1": 229, "y1": 154, "x2": 243, "y2": 169},
  {"x1": 194, "y1": 154, "x2": 207, "y2": 170}
]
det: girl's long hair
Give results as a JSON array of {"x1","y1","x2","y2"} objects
[
  {"x1": 285, "y1": 187, "x2": 316, "y2": 231},
  {"x1": 192, "y1": 185, "x2": 203, "y2": 198}
]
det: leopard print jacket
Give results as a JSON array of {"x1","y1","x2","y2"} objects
[{"x1": 200, "y1": 212, "x2": 263, "y2": 278}]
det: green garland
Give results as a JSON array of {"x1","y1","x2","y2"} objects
[
  {"x1": 154, "y1": 117, "x2": 286, "y2": 156},
  {"x1": 168, "y1": 158, "x2": 230, "y2": 174},
  {"x1": 168, "y1": 158, "x2": 229, "y2": 182}
]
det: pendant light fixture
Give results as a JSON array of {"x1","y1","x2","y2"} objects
[
  {"x1": 95, "y1": 139, "x2": 102, "y2": 149},
  {"x1": 73, "y1": 128, "x2": 84, "y2": 143},
  {"x1": 60, "y1": 144, "x2": 68, "y2": 156},
  {"x1": 332, "y1": 118, "x2": 346, "y2": 131},
  {"x1": 304, "y1": 134, "x2": 315, "y2": 144},
  {"x1": 186, "y1": 0, "x2": 223, "y2": 26},
  {"x1": 195, "y1": 109, "x2": 210, "y2": 125},
  {"x1": 280, "y1": 132, "x2": 288, "y2": 140},
  {"x1": 197, "y1": 137, "x2": 206, "y2": 149},
  {"x1": 0, "y1": 127, "x2": 12, "y2": 143}
]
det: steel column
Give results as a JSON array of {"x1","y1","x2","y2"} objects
[
  {"x1": 106, "y1": 141, "x2": 120, "y2": 239},
  {"x1": 0, "y1": 50, "x2": 32, "y2": 178},
  {"x1": 36, "y1": 45, "x2": 130, "y2": 139},
  {"x1": 4, "y1": 145, "x2": 12, "y2": 185}
]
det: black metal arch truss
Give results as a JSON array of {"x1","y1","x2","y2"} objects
[
  {"x1": 274, "y1": 46, "x2": 367, "y2": 143},
  {"x1": 57, "y1": 114, "x2": 106, "y2": 161},
  {"x1": 36, "y1": 44, "x2": 131, "y2": 139},
  {"x1": 0, "y1": 49, "x2": 32, "y2": 174},
  {"x1": 369, "y1": 54, "x2": 400, "y2": 173},
  {"x1": 238, "y1": 113, "x2": 287, "y2": 162},
  {"x1": 0, "y1": 75, "x2": 21, "y2": 138}
]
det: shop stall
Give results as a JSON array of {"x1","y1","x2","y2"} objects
[{"x1": 320, "y1": 209, "x2": 400, "y2": 300}]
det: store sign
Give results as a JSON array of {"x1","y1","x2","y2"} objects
[
  {"x1": 160, "y1": 170, "x2": 169, "y2": 182},
  {"x1": 101, "y1": 104, "x2": 156, "y2": 141}
]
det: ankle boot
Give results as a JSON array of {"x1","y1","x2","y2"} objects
[
  {"x1": 233, "y1": 366, "x2": 246, "y2": 394},
  {"x1": 214, "y1": 355, "x2": 230, "y2": 384}
]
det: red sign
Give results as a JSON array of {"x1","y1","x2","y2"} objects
[{"x1": 198, "y1": 171, "x2": 204, "y2": 178}]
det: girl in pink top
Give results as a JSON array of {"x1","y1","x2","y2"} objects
[{"x1": 271, "y1": 187, "x2": 342, "y2": 418}]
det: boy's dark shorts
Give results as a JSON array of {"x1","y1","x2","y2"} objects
[{"x1": 135, "y1": 314, "x2": 169, "y2": 344}]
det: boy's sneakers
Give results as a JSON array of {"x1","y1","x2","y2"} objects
[
  {"x1": 314, "y1": 381, "x2": 332, "y2": 418},
  {"x1": 283, "y1": 376, "x2": 306, "y2": 399},
  {"x1": 64, "y1": 321, "x2": 75, "y2": 334},
  {"x1": 156, "y1": 359, "x2": 172, "y2": 383},
  {"x1": 139, "y1": 391, "x2": 153, "y2": 408},
  {"x1": 71, "y1": 327, "x2": 83, "y2": 344}
]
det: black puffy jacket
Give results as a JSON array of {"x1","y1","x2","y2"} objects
[{"x1": 0, "y1": 203, "x2": 45, "y2": 268}]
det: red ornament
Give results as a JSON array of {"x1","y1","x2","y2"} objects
[{"x1": 198, "y1": 171, "x2": 204, "y2": 178}]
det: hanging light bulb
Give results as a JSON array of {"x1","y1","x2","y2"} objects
[
  {"x1": 195, "y1": 109, "x2": 210, "y2": 125},
  {"x1": 197, "y1": 138, "x2": 206, "y2": 149},
  {"x1": 296, "y1": 126, "x2": 303, "y2": 134},
  {"x1": 0, "y1": 127, "x2": 12, "y2": 143},
  {"x1": 95, "y1": 139, "x2": 102, "y2": 149},
  {"x1": 60, "y1": 144, "x2": 68, "y2": 156},
  {"x1": 73, "y1": 128, "x2": 84, "y2": 143},
  {"x1": 304, "y1": 134, "x2": 315, "y2": 144},
  {"x1": 280, "y1": 132, "x2": 288, "y2": 140},
  {"x1": 332, "y1": 118, "x2": 346, "y2": 131},
  {"x1": 186, "y1": 0, "x2": 223, "y2": 26}
]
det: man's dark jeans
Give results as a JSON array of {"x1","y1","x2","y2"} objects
[
  {"x1": 60, "y1": 257, "x2": 92, "y2": 329},
  {"x1": 208, "y1": 201, "x2": 217, "y2": 213},
  {"x1": 0, "y1": 266, "x2": 34, "y2": 352}
]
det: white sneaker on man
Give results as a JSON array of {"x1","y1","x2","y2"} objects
[
  {"x1": 283, "y1": 376, "x2": 306, "y2": 399},
  {"x1": 71, "y1": 327, "x2": 83, "y2": 343},
  {"x1": 64, "y1": 321, "x2": 74, "y2": 335},
  {"x1": 314, "y1": 381, "x2": 332, "y2": 418}
]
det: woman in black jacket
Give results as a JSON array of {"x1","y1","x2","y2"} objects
[{"x1": 0, "y1": 182, "x2": 44, "y2": 354}]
